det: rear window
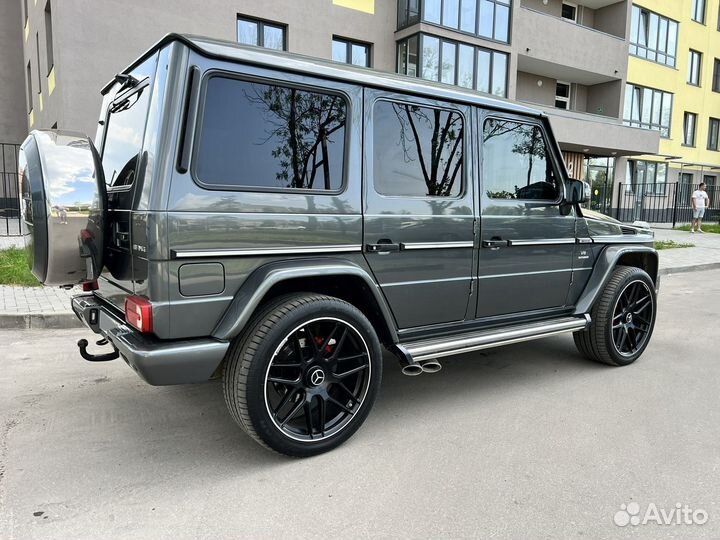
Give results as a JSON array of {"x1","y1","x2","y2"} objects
[
  {"x1": 193, "y1": 76, "x2": 347, "y2": 192},
  {"x1": 101, "y1": 55, "x2": 156, "y2": 188}
]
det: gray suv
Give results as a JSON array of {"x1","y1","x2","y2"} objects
[{"x1": 19, "y1": 34, "x2": 659, "y2": 456}]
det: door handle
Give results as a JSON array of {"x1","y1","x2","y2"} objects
[
  {"x1": 366, "y1": 239, "x2": 401, "y2": 253},
  {"x1": 482, "y1": 239, "x2": 508, "y2": 248}
]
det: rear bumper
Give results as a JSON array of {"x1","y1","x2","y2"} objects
[{"x1": 71, "y1": 294, "x2": 229, "y2": 385}]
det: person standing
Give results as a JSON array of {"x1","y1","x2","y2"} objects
[{"x1": 691, "y1": 182, "x2": 710, "y2": 233}]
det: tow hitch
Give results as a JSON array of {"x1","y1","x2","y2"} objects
[{"x1": 77, "y1": 338, "x2": 119, "y2": 362}]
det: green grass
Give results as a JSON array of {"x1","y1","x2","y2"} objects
[
  {"x1": 675, "y1": 223, "x2": 720, "y2": 234},
  {"x1": 0, "y1": 248, "x2": 41, "y2": 286},
  {"x1": 654, "y1": 239, "x2": 695, "y2": 250}
]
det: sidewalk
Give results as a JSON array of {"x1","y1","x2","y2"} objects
[{"x1": 0, "y1": 228, "x2": 719, "y2": 329}]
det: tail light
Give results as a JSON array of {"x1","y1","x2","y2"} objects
[
  {"x1": 82, "y1": 280, "x2": 99, "y2": 291},
  {"x1": 125, "y1": 296, "x2": 153, "y2": 333}
]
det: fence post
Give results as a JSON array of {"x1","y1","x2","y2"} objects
[
  {"x1": 615, "y1": 181, "x2": 622, "y2": 220},
  {"x1": 671, "y1": 181, "x2": 679, "y2": 228}
]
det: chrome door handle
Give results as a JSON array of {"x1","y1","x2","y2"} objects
[
  {"x1": 366, "y1": 239, "x2": 401, "y2": 253},
  {"x1": 482, "y1": 239, "x2": 508, "y2": 248}
]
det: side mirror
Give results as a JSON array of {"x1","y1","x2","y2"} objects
[{"x1": 565, "y1": 178, "x2": 591, "y2": 205}]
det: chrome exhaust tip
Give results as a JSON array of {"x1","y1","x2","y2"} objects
[
  {"x1": 401, "y1": 364, "x2": 424, "y2": 376},
  {"x1": 421, "y1": 360, "x2": 442, "y2": 374}
]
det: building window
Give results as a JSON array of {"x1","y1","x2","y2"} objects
[
  {"x1": 35, "y1": 33, "x2": 41, "y2": 94},
  {"x1": 561, "y1": 2, "x2": 577, "y2": 23},
  {"x1": 713, "y1": 58, "x2": 720, "y2": 92},
  {"x1": 691, "y1": 0, "x2": 706, "y2": 23},
  {"x1": 44, "y1": 1, "x2": 54, "y2": 74},
  {"x1": 398, "y1": 33, "x2": 508, "y2": 97},
  {"x1": 236, "y1": 16, "x2": 286, "y2": 50},
  {"x1": 482, "y1": 119, "x2": 560, "y2": 200},
  {"x1": 555, "y1": 82, "x2": 571, "y2": 109},
  {"x1": 399, "y1": 0, "x2": 511, "y2": 44},
  {"x1": 708, "y1": 118, "x2": 720, "y2": 151},
  {"x1": 623, "y1": 83, "x2": 673, "y2": 137},
  {"x1": 194, "y1": 76, "x2": 347, "y2": 191},
  {"x1": 26, "y1": 61, "x2": 32, "y2": 112},
  {"x1": 629, "y1": 6, "x2": 678, "y2": 68},
  {"x1": 626, "y1": 160, "x2": 667, "y2": 195},
  {"x1": 372, "y1": 100, "x2": 463, "y2": 197},
  {"x1": 683, "y1": 112, "x2": 697, "y2": 146},
  {"x1": 688, "y1": 50, "x2": 702, "y2": 85},
  {"x1": 332, "y1": 37, "x2": 371, "y2": 67}
]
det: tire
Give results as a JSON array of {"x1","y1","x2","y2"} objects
[
  {"x1": 573, "y1": 266, "x2": 657, "y2": 366},
  {"x1": 223, "y1": 293, "x2": 382, "y2": 457}
]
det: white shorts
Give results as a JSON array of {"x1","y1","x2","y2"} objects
[{"x1": 693, "y1": 208, "x2": 705, "y2": 219}]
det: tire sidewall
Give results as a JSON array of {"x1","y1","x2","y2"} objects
[{"x1": 242, "y1": 297, "x2": 382, "y2": 456}]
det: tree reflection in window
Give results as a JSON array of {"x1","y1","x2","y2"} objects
[
  {"x1": 374, "y1": 100, "x2": 463, "y2": 197},
  {"x1": 195, "y1": 77, "x2": 346, "y2": 191},
  {"x1": 482, "y1": 119, "x2": 558, "y2": 200}
]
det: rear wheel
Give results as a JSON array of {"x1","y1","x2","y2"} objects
[
  {"x1": 223, "y1": 293, "x2": 382, "y2": 457},
  {"x1": 574, "y1": 266, "x2": 657, "y2": 366}
]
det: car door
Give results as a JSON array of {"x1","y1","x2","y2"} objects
[
  {"x1": 362, "y1": 90, "x2": 475, "y2": 329},
  {"x1": 475, "y1": 112, "x2": 576, "y2": 319}
]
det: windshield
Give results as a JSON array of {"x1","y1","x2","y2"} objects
[{"x1": 101, "y1": 53, "x2": 157, "y2": 188}]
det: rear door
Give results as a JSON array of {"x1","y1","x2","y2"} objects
[
  {"x1": 362, "y1": 90, "x2": 475, "y2": 329},
  {"x1": 95, "y1": 53, "x2": 158, "y2": 307},
  {"x1": 475, "y1": 113, "x2": 576, "y2": 319}
]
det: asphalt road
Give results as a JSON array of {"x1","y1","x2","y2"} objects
[{"x1": 1, "y1": 270, "x2": 719, "y2": 540}]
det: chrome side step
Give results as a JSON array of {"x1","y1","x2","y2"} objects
[{"x1": 400, "y1": 315, "x2": 591, "y2": 362}]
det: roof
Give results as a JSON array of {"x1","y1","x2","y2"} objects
[{"x1": 103, "y1": 33, "x2": 543, "y2": 118}]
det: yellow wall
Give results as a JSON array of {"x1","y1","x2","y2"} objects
[{"x1": 628, "y1": 0, "x2": 720, "y2": 171}]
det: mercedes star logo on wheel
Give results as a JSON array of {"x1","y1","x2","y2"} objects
[{"x1": 309, "y1": 368, "x2": 325, "y2": 386}]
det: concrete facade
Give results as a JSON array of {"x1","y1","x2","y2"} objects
[
  {"x1": 0, "y1": 0, "x2": 28, "y2": 144},
  {"x1": 3, "y1": 0, "x2": 662, "y2": 190}
]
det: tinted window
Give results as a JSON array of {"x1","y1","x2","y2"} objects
[
  {"x1": 195, "y1": 77, "x2": 347, "y2": 191},
  {"x1": 373, "y1": 100, "x2": 463, "y2": 197},
  {"x1": 101, "y1": 57, "x2": 156, "y2": 188},
  {"x1": 482, "y1": 119, "x2": 560, "y2": 200}
]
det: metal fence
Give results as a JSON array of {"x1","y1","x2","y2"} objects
[
  {"x1": 1, "y1": 143, "x2": 21, "y2": 236},
  {"x1": 611, "y1": 181, "x2": 720, "y2": 226}
]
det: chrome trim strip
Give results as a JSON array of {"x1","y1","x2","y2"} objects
[
  {"x1": 508, "y1": 238, "x2": 576, "y2": 246},
  {"x1": 591, "y1": 235, "x2": 654, "y2": 244},
  {"x1": 479, "y1": 267, "x2": 573, "y2": 279},
  {"x1": 383, "y1": 276, "x2": 469, "y2": 287},
  {"x1": 173, "y1": 245, "x2": 362, "y2": 259},
  {"x1": 402, "y1": 241, "x2": 474, "y2": 250},
  {"x1": 404, "y1": 317, "x2": 590, "y2": 361}
]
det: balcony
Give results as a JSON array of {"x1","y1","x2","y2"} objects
[
  {"x1": 528, "y1": 104, "x2": 661, "y2": 156},
  {"x1": 514, "y1": 5, "x2": 629, "y2": 83}
]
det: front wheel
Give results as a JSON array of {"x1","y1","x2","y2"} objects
[
  {"x1": 574, "y1": 266, "x2": 657, "y2": 366},
  {"x1": 223, "y1": 293, "x2": 382, "y2": 457}
]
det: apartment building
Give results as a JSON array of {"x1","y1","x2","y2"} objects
[
  {"x1": 624, "y1": 0, "x2": 720, "y2": 203},
  {"x1": 1, "y1": 0, "x2": 659, "y2": 191}
]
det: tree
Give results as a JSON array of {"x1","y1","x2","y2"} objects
[
  {"x1": 246, "y1": 85, "x2": 346, "y2": 190},
  {"x1": 391, "y1": 103, "x2": 464, "y2": 196}
]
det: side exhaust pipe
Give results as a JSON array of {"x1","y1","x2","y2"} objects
[
  {"x1": 401, "y1": 363, "x2": 424, "y2": 376},
  {"x1": 392, "y1": 343, "x2": 425, "y2": 376},
  {"x1": 420, "y1": 360, "x2": 442, "y2": 374}
]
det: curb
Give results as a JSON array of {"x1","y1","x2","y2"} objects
[
  {"x1": 659, "y1": 262, "x2": 720, "y2": 276},
  {"x1": 0, "y1": 312, "x2": 83, "y2": 330}
]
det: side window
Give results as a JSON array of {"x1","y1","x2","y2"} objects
[
  {"x1": 482, "y1": 118, "x2": 560, "y2": 201},
  {"x1": 194, "y1": 76, "x2": 347, "y2": 191},
  {"x1": 373, "y1": 100, "x2": 463, "y2": 197}
]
